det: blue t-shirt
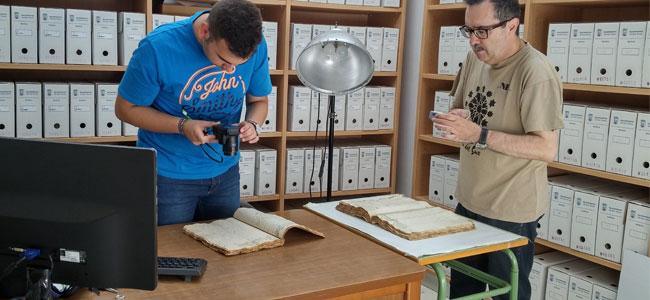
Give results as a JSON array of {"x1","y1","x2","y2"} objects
[{"x1": 118, "y1": 11, "x2": 272, "y2": 179}]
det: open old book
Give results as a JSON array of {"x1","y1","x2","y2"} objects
[
  {"x1": 183, "y1": 208, "x2": 325, "y2": 256},
  {"x1": 336, "y1": 195, "x2": 475, "y2": 240}
]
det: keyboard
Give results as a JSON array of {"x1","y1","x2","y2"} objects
[{"x1": 157, "y1": 256, "x2": 207, "y2": 282}]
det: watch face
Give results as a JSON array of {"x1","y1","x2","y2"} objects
[{"x1": 475, "y1": 143, "x2": 487, "y2": 150}]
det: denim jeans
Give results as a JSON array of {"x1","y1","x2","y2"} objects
[
  {"x1": 450, "y1": 204, "x2": 538, "y2": 300},
  {"x1": 156, "y1": 164, "x2": 240, "y2": 226}
]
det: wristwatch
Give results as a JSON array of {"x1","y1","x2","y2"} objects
[
  {"x1": 245, "y1": 120, "x2": 260, "y2": 136},
  {"x1": 476, "y1": 127, "x2": 488, "y2": 150}
]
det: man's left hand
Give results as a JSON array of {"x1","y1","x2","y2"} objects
[
  {"x1": 432, "y1": 113, "x2": 481, "y2": 143},
  {"x1": 235, "y1": 121, "x2": 259, "y2": 144}
]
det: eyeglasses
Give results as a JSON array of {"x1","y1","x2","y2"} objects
[{"x1": 459, "y1": 18, "x2": 513, "y2": 39}]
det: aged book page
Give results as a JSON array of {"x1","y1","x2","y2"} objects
[
  {"x1": 336, "y1": 194, "x2": 433, "y2": 222},
  {"x1": 183, "y1": 208, "x2": 324, "y2": 256},
  {"x1": 336, "y1": 195, "x2": 475, "y2": 240},
  {"x1": 373, "y1": 207, "x2": 475, "y2": 240}
]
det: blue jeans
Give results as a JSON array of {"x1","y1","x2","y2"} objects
[
  {"x1": 450, "y1": 204, "x2": 538, "y2": 300},
  {"x1": 156, "y1": 164, "x2": 240, "y2": 226}
]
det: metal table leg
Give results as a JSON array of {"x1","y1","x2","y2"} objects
[{"x1": 428, "y1": 249, "x2": 520, "y2": 300}]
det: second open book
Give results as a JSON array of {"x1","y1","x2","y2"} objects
[{"x1": 336, "y1": 195, "x2": 475, "y2": 240}]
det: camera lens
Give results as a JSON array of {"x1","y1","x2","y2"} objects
[{"x1": 223, "y1": 136, "x2": 238, "y2": 156}]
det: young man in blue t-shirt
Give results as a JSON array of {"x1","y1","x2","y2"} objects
[{"x1": 116, "y1": 0, "x2": 271, "y2": 225}]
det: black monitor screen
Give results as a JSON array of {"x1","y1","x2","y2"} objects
[{"x1": 0, "y1": 138, "x2": 157, "y2": 295}]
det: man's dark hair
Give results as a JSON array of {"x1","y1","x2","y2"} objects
[
  {"x1": 465, "y1": 0, "x2": 521, "y2": 22},
  {"x1": 208, "y1": 0, "x2": 263, "y2": 59}
]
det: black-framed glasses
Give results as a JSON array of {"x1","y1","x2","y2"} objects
[{"x1": 459, "y1": 18, "x2": 513, "y2": 39}]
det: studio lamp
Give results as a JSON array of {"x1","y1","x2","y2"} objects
[{"x1": 296, "y1": 26, "x2": 374, "y2": 202}]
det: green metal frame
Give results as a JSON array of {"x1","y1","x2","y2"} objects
[{"x1": 429, "y1": 249, "x2": 519, "y2": 300}]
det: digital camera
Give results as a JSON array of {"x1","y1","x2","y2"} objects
[{"x1": 212, "y1": 124, "x2": 240, "y2": 156}]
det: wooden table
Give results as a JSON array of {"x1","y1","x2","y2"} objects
[{"x1": 69, "y1": 209, "x2": 425, "y2": 300}]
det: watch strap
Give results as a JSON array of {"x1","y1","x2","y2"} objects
[{"x1": 477, "y1": 127, "x2": 488, "y2": 148}]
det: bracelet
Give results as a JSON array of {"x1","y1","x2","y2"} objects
[
  {"x1": 177, "y1": 117, "x2": 184, "y2": 134},
  {"x1": 180, "y1": 118, "x2": 190, "y2": 135}
]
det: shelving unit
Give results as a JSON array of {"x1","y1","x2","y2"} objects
[
  {"x1": 411, "y1": 0, "x2": 649, "y2": 273},
  {"x1": 1, "y1": 0, "x2": 407, "y2": 212}
]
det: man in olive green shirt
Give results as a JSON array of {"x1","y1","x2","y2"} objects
[{"x1": 431, "y1": 0, "x2": 563, "y2": 299}]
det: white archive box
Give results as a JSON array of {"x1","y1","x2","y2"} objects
[
  {"x1": 363, "y1": 0, "x2": 380, "y2": 6},
  {"x1": 548, "y1": 175, "x2": 606, "y2": 247},
  {"x1": 429, "y1": 155, "x2": 446, "y2": 205},
  {"x1": 66, "y1": 9, "x2": 92, "y2": 65},
  {"x1": 547, "y1": 23, "x2": 572, "y2": 82},
  {"x1": 519, "y1": 24, "x2": 524, "y2": 39},
  {"x1": 440, "y1": 0, "x2": 456, "y2": 4},
  {"x1": 529, "y1": 251, "x2": 576, "y2": 300},
  {"x1": 366, "y1": 27, "x2": 383, "y2": 71},
  {"x1": 310, "y1": 0, "x2": 327, "y2": 3},
  {"x1": 238, "y1": 149, "x2": 256, "y2": 197},
  {"x1": 152, "y1": 14, "x2": 174, "y2": 31},
  {"x1": 378, "y1": 86, "x2": 395, "y2": 130},
  {"x1": 567, "y1": 23, "x2": 595, "y2": 84},
  {"x1": 374, "y1": 145, "x2": 391, "y2": 188},
  {"x1": 545, "y1": 260, "x2": 600, "y2": 300},
  {"x1": 348, "y1": 26, "x2": 366, "y2": 45},
  {"x1": 262, "y1": 21, "x2": 278, "y2": 70},
  {"x1": 631, "y1": 112, "x2": 650, "y2": 180},
  {"x1": 304, "y1": 147, "x2": 323, "y2": 193},
  {"x1": 311, "y1": 24, "x2": 330, "y2": 38},
  {"x1": 285, "y1": 148, "x2": 305, "y2": 194},
  {"x1": 452, "y1": 26, "x2": 470, "y2": 75},
  {"x1": 622, "y1": 199, "x2": 650, "y2": 258},
  {"x1": 92, "y1": 10, "x2": 118, "y2": 66},
  {"x1": 616, "y1": 22, "x2": 646, "y2": 87},
  {"x1": 605, "y1": 109, "x2": 638, "y2": 176},
  {"x1": 438, "y1": 26, "x2": 456, "y2": 75},
  {"x1": 433, "y1": 90, "x2": 451, "y2": 139},
  {"x1": 381, "y1": 0, "x2": 400, "y2": 7},
  {"x1": 287, "y1": 86, "x2": 311, "y2": 131},
  {"x1": 559, "y1": 104, "x2": 586, "y2": 166},
  {"x1": 568, "y1": 268, "x2": 599, "y2": 300},
  {"x1": 327, "y1": 0, "x2": 345, "y2": 4},
  {"x1": 333, "y1": 94, "x2": 346, "y2": 131},
  {"x1": 571, "y1": 184, "x2": 638, "y2": 256},
  {"x1": 42, "y1": 83, "x2": 69, "y2": 138},
  {"x1": 346, "y1": 0, "x2": 363, "y2": 5},
  {"x1": 261, "y1": 86, "x2": 277, "y2": 132},
  {"x1": 122, "y1": 122, "x2": 138, "y2": 136},
  {"x1": 290, "y1": 23, "x2": 312, "y2": 70},
  {"x1": 363, "y1": 86, "x2": 380, "y2": 130},
  {"x1": 339, "y1": 146, "x2": 360, "y2": 191},
  {"x1": 310, "y1": 91, "x2": 327, "y2": 132},
  {"x1": 0, "y1": 82, "x2": 14, "y2": 137},
  {"x1": 95, "y1": 83, "x2": 121, "y2": 137},
  {"x1": 536, "y1": 183, "x2": 552, "y2": 240},
  {"x1": 589, "y1": 268, "x2": 619, "y2": 300},
  {"x1": 173, "y1": 15, "x2": 188, "y2": 22},
  {"x1": 644, "y1": 21, "x2": 650, "y2": 88},
  {"x1": 11, "y1": 6, "x2": 38, "y2": 64},
  {"x1": 358, "y1": 145, "x2": 376, "y2": 190},
  {"x1": 581, "y1": 106, "x2": 611, "y2": 171},
  {"x1": 118, "y1": 12, "x2": 146, "y2": 66},
  {"x1": 345, "y1": 89, "x2": 364, "y2": 130},
  {"x1": 443, "y1": 154, "x2": 460, "y2": 210},
  {"x1": 254, "y1": 146, "x2": 277, "y2": 196},
  {"x1": 596, "y1": 189, "x2": 648, "y2": 263},
  {"x1": 38, "y1": 8, "x2": 65, "y2": 64},
  {"x1": 69, "y1": 83, "x2": 96, "y2": 137},
  {"x1": 0, "y1": 6, "x2": 9, "y2": 62},
  {"x1": 381, "y1": 27, "x2": 399, "y2": 72},
  {"x1": 591, "y1": 23, "x2": 620, "y2": 86},
  {"x1": 322, "y1": 147, "x2": 340, "y2": 191},
  {"x1": 15, "y1": 82, "x2": 41, "y2": 138}
]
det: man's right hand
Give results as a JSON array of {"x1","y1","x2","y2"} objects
[{"x1": 183, "y1": 120, "x2": 220, "y2": 145}]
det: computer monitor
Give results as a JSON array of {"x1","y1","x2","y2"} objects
[{"x1": 0, "y1": 138, "x2": 157, "y2": 296}]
